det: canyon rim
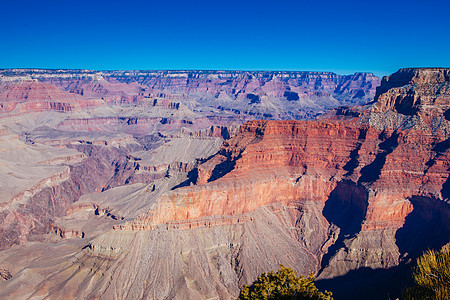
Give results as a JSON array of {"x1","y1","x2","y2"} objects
[{"x1": 0, "y1": 68, "x2": 448, "y2": 299}]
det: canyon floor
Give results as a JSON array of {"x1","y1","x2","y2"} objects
[{"x1": 0, "y1": 68, "x2": 448, "y2": 299}]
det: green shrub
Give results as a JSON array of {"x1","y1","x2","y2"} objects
[
  {"x1": 238, "y1": 265, "x2": 333, "y2": 300},
  {"x1": 402, "y1": 247, "x2": 450, "y2": 300}
]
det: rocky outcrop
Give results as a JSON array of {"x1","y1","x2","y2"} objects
[
  {"x1": 0, "y1": 80, "x2": 101, "y2": 116},
  {"x1": 119, "y1": 114, "x2": 448, "y2": 234},
  {"x1": 1, "y1": 68, "x2": 448, "y2": 300},
  {"x1": 117, "y1": 120, "x2": 370, "y2": 229},
  {"x1": 0, "y1": 142, "x2": 159, "y2": 250},
  {"x1": 54, "y1": 109, "x2": 229, "y2": 135},
  {"x1": 374, "y1": 68, "x2": 450, "y2": 100},
  {"x1": 53, "y1": 225, "x2": 85, "y2": 239},
  {"x1": 106, "y1": 70, "x2": 380, "y2": 120},
  {"x1": 0, "y1": 268, "x2": 12, "y2": 281},
  {"x1": 109, "y1": 68, "x2": 450, "y2": 299},
  {"x1": 1, "y1": 69, "x2": 380, "y2": 123},
  {"x1": 175, "y1": 124, "x2": 240, "y2": 140},
  {"x1": 368, "y1": 68, "x2": 450, "y2": 130}
]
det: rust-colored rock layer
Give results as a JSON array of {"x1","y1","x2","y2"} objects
[
  {"x1": 117, "y1": 69, "x2": 450, "y2": 294},
  {"x1": 0, "y1": 68, "x2": 448, "y2": 300},
  {"x1": 121, "y1": 78, "x2": 449, "y2": 230}
]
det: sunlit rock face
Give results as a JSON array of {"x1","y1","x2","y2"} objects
[
  {"x1": 0, "y1": 68, "x2": 379, "y2": 251},
  {"x1": 0, "y1": 68, "x2": 449, "y2": 299},
  {"x1": 1, "y1": 69, "x2": 380, "y2": 121},
  {"x1": 110, "y1": 68, "x2": 449, "y2": 298}
]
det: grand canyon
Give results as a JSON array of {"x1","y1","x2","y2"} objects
[{"x1": 0, "y1": 68, "x2": 448, "y2": 299}]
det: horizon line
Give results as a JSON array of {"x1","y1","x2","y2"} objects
[{"x1": 0, "y1": 67, "x2": 387, "y2": 77}]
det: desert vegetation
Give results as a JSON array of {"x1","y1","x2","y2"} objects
[
  {"x1": 403, "y1": 247, "x2": 450, "y2": 300},
  {"x1": 238, "y1": 265, "x2": 333, "y2": 300}
]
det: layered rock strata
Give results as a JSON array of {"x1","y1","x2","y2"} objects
[
  {"x1": 107, "y1": 68, "x2": 449, "y2": 298},
  {"x1": 1, "y1": 69, "x2": 380, "y2": 123},
  {"x1": 1, "y1": 68, "x2": 448, "y2": 300}
]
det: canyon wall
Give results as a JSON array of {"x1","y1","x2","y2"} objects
[
  {"x1": 0, "y1": 68, "x2": 379, "y2": 250},
  {"x1": 105, "y1": 68, "x2": 448, "y2": 298},
  {"x1": 1, "y1": 69, "x2": 380, "y2": 122},
  {"x1": 0, "y1": 68, "x2": 448, "y2": 299}
]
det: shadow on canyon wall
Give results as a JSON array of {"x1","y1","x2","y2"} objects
[
  {"x1": 316, "y1": 264, "x2": 412, "y2": 300},
  {"x1": 320, "y1": 180, "x2": 368, "y2": 271},
  {"x1": 395, "y1": 196, "x2": 450, "y2": 260},
  {"x1": 207, "y1": 152, "x2": 243, "y2": 182},
  {"x1": 318, "y1": 195, "x2": 450, "y2": 300},
  {"x1": 358, "y1": 131, "x2": 399, "y2": 184}
]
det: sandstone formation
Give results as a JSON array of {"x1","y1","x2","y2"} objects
[
  {"x1": 0, "y1": 80, "x2": 101, "y2": 116},
  {"x1": 0, "y1": 68, "x2": 448, "y2": 300},
  {"x1": 0, "y1": 68, "x2": 378, "y2": 251},
  {"x1": 98, "y1": 68, "x2": 450, "y2": 298},
  {"x1": 1, "y1": 69, "x2": 380, "y2": 123}
]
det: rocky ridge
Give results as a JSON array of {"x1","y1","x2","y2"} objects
[
  {"x1": 0, "y1": 69, "x2": 380, "y2": 122},
  {"x1": 0, "y1": 68, "x2": 379, "y2": 250},
  {"x1": 105, "y1": 68, "x2": 449, "y2": 298},
  {"x1": 0, "y1": 68, "x2": 448, "y2": 299}
]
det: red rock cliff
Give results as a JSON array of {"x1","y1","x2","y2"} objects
[
  {"x1": 0, "y1": 80, "x2": 101, "y2": 115},
  {"x1": 117, "y1": 69, "x2": 450, "y2": 277}
]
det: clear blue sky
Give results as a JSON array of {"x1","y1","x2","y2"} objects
[{"x1": 0, "y1": 0, "x2": 449, "y2": 77}]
